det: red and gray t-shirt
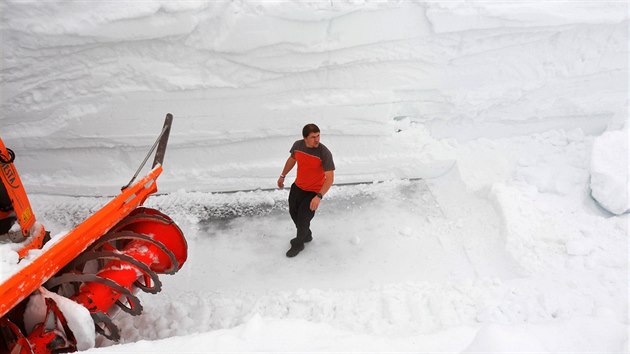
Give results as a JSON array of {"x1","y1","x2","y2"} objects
[{"x1": 290, "y1": 140, "x2": 335, "y2": 193}]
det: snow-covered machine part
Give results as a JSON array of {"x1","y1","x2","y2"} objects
[
  {"x1": 0, "y1": 114, "x2": 188, "y2": 353},
  {"x1": 47, "y1": 207, "x2": 187, "y2": 342}
]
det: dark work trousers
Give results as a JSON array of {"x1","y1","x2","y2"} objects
[
  {"x1": 0, "y1": 182, "x2": 16, "y2": 234},
  {"x1": 288, "y1": 183, "x2": 316, "y2": 247}
]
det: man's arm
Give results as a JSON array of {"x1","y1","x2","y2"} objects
[
  {"x1": 310, "y1": 170, "x2": 334, "y2": 211},
  {"x1": 278, "y1": 156, "x2": 296, "y2": 189}
]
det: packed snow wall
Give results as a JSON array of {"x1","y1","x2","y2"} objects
[{"x1": 1, "y1": 1, "x2": 628, "y2": 195}]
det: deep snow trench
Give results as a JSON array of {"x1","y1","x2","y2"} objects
[{"x1": 26, "y1": 146, "x2": 626, "y2": 351}]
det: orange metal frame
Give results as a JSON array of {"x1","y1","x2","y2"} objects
[
  {"x1": 0, "y1": 165, "x2": 163, "y2": 319},
  {"x1": 0, "y1": 138, "x2": 49, "y2": 259}
]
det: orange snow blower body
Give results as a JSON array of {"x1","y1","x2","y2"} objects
[{"x1": 0, "y1": 114, "x2": 187, "y2": 354}]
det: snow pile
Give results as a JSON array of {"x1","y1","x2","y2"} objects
[
  {"x1": 462, "y1": 314, "x2": 626, "y2": 353},
  {"x1": 590, "y1": 127, "x2": 629, "y2": 214},
  {"x1": 86, "y1": 314, "x2": 625, "y2": 353},
  {"x1": 87, "y1": 314, "x2": 477, "y2": 353}
]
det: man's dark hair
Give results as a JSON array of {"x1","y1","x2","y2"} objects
[{"x1": 302, "y1": 123, "x2": 320, "y2": 138}]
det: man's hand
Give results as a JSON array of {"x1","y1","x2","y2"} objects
[
  {"x1": 310, "y1": 195, "x2": 321, "y2": 211},
  {"x1": 278, "y1": 157, "x2": 296, "y2": 189}
]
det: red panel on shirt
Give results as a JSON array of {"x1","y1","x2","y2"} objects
[{"x1": 294, "y1": 150, "x2": 326, "y2": 192}]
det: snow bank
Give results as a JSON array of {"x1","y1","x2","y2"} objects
[
  {"x1": 1, "y1": 1, "x2": 627, "y2": 195},
  {"x1": 462, "y1": 314, "x2": 626, "y2": 353},
  {"x1": 85, "y1": 313, "x2": 626, "y2": 353},
  {"x1": 87, "y1": 315, "x2": 476, "y2": 353},
  {"x1": 590, "y1": 127, "x2": 629, "y2": 214}
]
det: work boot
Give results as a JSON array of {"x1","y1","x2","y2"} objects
[
  {"x1": 305, "y1": 230, "x2": 313, "y2": 243},
  {"x1": 286, "y1": 243, "x2": 304, "y2": 258}
]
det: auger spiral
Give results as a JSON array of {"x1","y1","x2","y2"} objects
[{"x1": 0, "y1": 114, "x2": 187, "y2": 354}]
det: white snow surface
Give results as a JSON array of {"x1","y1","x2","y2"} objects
[
  {"x1": 590, "y1": 127, "x2": 630, "y2": 215},
  {"x1": 0, "y1": 1, "x2": 628, "y2": 353}
]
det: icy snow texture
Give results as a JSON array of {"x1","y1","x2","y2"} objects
[
  {"x1": 590, "y1": 127, "x2": 630, "y2": 214},
  {"x1": 0, "y1": 0, "x2": 628, "y2": 353}
]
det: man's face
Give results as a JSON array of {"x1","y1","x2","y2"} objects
[{"x1": 304, "y1": 132, "x2": 320, "y2": 148}]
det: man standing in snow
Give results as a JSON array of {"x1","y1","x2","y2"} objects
[{"x1": 277, "y1": 124, "x2": 335, "y2": 257}]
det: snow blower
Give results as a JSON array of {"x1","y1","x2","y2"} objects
[{"x1": 0, "y1": 113, "x2": 187, "y2": 353}]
